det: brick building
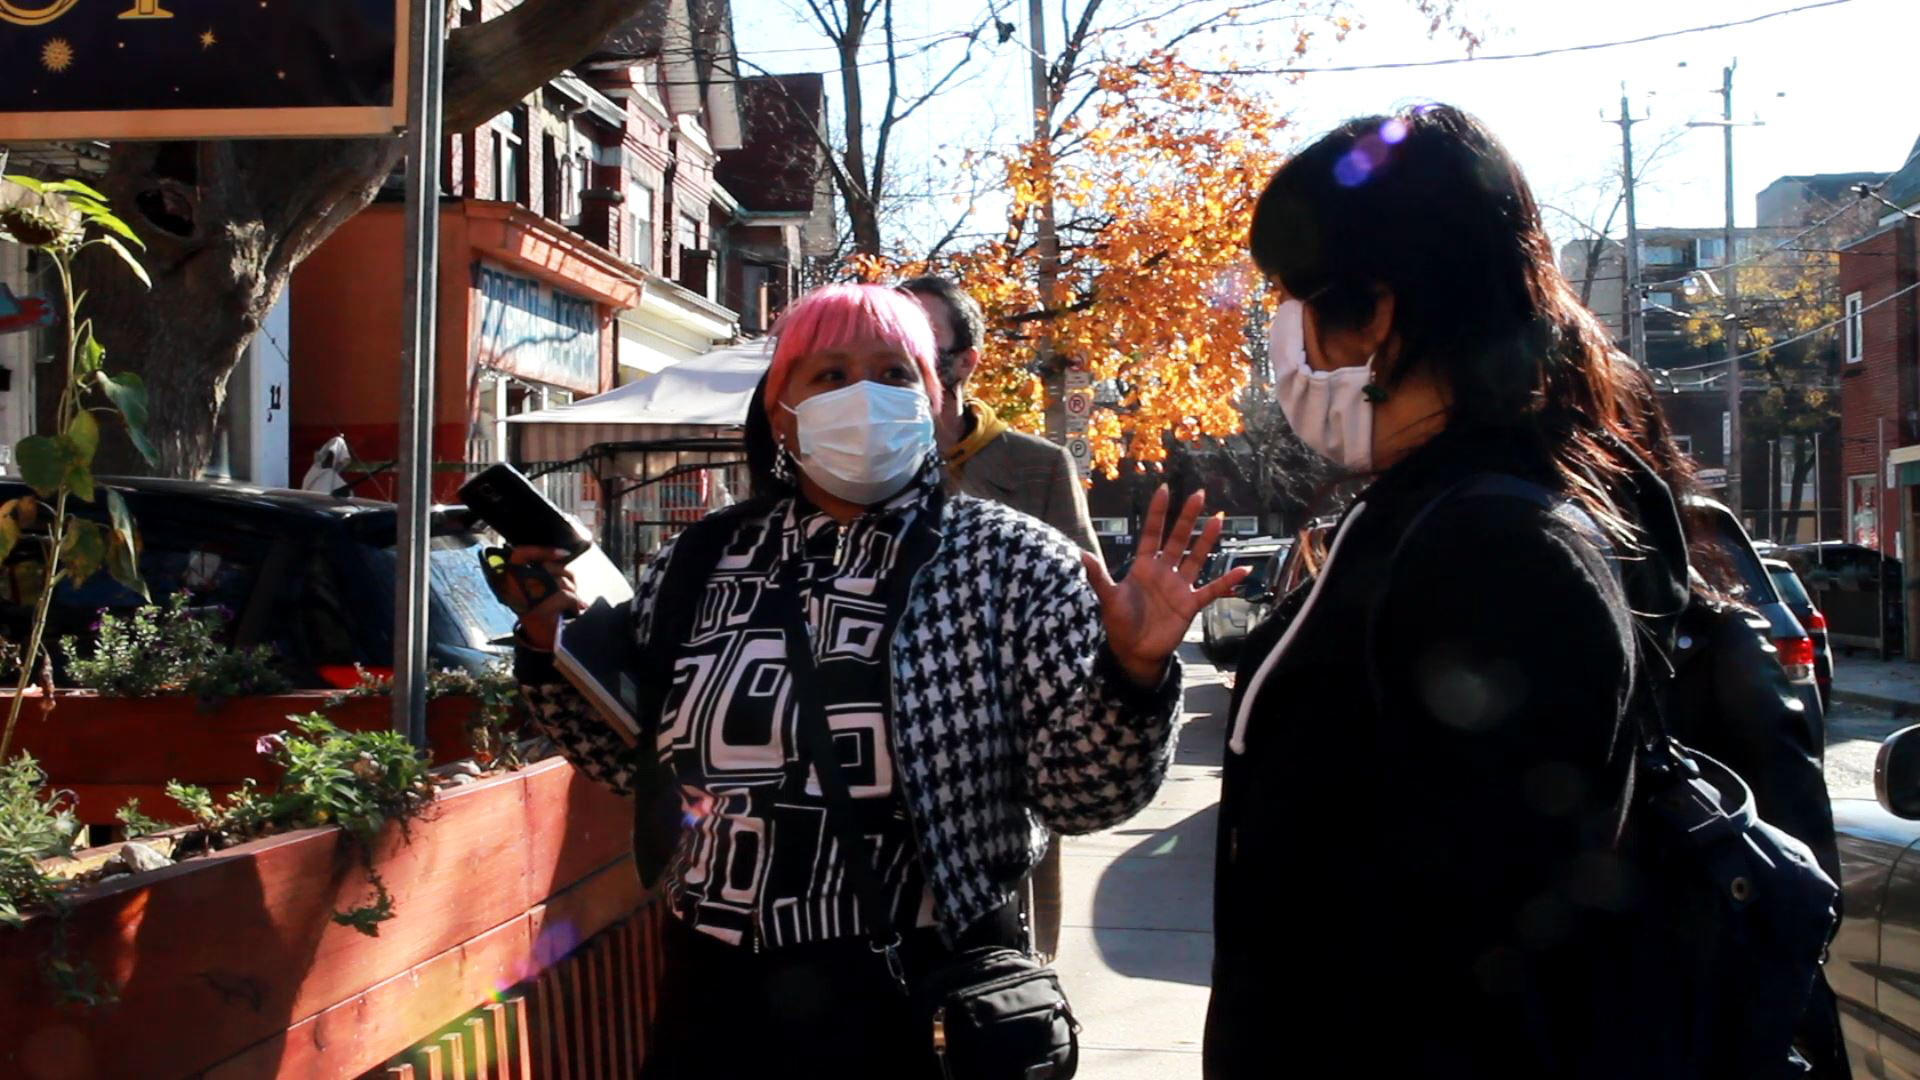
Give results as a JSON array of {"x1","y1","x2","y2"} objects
[
  {"x1": 1561, "y1": 172, "x2": 1884, "y2": 540},
  {"x1": 1837, "y1": 140, "x2": 1920, "y2": 654}
]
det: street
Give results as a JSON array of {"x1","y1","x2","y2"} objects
[{"x1": 1827, "y1": 701, "x2": 1908, "y2": 800}]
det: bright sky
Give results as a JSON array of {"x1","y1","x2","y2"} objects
[{"x1": 731, "y1": 0, "x2": 1917, "y2": 250}]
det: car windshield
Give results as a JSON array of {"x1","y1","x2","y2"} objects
[
  {"x1": 1229, "y1": 551, "x2": 1274, "y2": 573},
  {"x1": 430, "y1": 538, "x2": 521, "y2": 649},
  {"x1": 348, "y1": 530, "x2": 521, "y2": 656},
  {"x1": 1768, "y1": 565, "x2": 1813, "y2": 608}
]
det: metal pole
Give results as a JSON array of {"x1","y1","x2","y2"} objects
[
  {"x1": 1880, "y1": 416, "x2": 1889, "y2": 660},
  {"x1": 394, "y1": 0, "x2": 446, "y2": 743},
  {"x1": 1615, "y1": 87, "x2": 1646, "y2": 367},
  {"x1": 1769, "y1": 438, "x2": 1779, "y2": 542},
  {"x1": 1720, "y1": 61, "x2": 1744, "y2": 530},
  {"x1": 1814, "y1": 429, "x2": 1823, "y2": 546}
]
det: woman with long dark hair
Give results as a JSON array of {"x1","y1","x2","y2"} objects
[{"x1": 1209, "y1": 106, "x2": 1702, "y2": 1075}]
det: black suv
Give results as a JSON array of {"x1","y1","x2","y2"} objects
[{"x1": 0, "y1": 478, "x2": 519, "y2": 688}]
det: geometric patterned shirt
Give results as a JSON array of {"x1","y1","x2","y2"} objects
[{"x1": 660, "y1": 483, "x2": 935, "y2": 949}]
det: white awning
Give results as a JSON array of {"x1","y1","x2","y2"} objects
[{"x1": 507, "y1": 341, "x2": 770, "y2": 467}]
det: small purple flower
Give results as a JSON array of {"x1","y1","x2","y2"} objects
[{"x1": 255, "y1": 733, "x2": 287, "y2": 759}]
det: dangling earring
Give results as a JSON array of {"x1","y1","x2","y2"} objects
[
  {"x1": 1361, "y1": 352, "x2": 1388, "y2": 404},
  {"x1": 771, "y1": 443, "x2": 797, "y2": 486}
]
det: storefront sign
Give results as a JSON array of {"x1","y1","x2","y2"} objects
[
  {"x1": 475, "y1": 263, "x2": 601, "y2": 393},
  {"x1": 0, "y1": 0, "x2": 406, "y2": 139}
]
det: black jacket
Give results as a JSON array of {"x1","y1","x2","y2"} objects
[{"x1": 1205, "y1": 425, "x2": 1690, "y2": 1078}]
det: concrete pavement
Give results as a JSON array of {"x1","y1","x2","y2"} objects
[
  {"x1": 1833, "y1": 653, "x2": 1920, "y2": 715},
  {"x1": 1056, "y1": 641, "x2": 1226, "y2": 1079}
]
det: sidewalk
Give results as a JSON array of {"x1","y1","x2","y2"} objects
[
  {"x1": 1833, "y1": 653, "x2": 1920, "y2": 715},
  {"x1": 1055, "y1": 641, "x2": 1226, "y2": 1078}
]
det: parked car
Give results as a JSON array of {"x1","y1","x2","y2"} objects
[
  {"x1": 1829, "y1": 725, "x2": 1920, "y2": 1075},
  {"x1": 1200, "y1": 537, "x2": 1289, "y2": 665},
  {"x1": 1686, "y1": 496, "x2": 1824, "y2": 734},
  {"x1": 1764, "y1": 558, "x2": 1834, "y2": 712},
  {"x1": 1774, "y1": 541, "x2": 1905, "y2": 657},
  {"x1": 0, "y1": 478, "x2": 520, "y2": 688}
]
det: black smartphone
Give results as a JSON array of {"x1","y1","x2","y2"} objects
[{"x1": 458, "y1": 463, "x2": 591, "y2": 555}]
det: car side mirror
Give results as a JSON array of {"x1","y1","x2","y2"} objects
[
  {"x1": 1236, "y1": 576, "x2": 1269, "y2": 602},
  {"x1": 1877, "y1": 725, "x2": 1920, "y2": 819}
]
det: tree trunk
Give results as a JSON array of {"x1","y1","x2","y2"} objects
[
  {"x1": 66, "y1": 0, "x2": 654, "y2": 478},
  {"x1": 1784, "y1": 444, "x2": 1815, "y2": 543},
  {"x1": 79, "y1": 139, "x2": 403, "y2": 476},
  {"x1": 834, "y1": 4, "x2": 883, "y2": 257}
]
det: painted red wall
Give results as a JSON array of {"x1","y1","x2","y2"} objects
[{"x1": 289, "y1": 204, "x2": 474, "y2": 499}]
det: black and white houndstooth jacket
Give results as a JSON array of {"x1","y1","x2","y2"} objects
[{"x1": 518, "y1": 492, "x2": 1183, "y2": 940}]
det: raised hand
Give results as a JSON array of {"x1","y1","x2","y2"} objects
[
  {"x1": 497, "y1": 545, "x2": 585, "y2": 652},
  {"x1": 1081, "y1": 486, "x2": 1249, "y2": 687}
]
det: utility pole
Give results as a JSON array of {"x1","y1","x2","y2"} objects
[
  {"x1": 1720, "y1": 61, "x2": 1744, "y2": 524},
  {"x1": 1605, "y1": 87, "x2": 1647, "y2": 366},
  {"x1": 1690, "y1": 60, "x2": 1764, "y2": 523},
  {"x1": 1027, "y1": 0, "x2": 1066, "y2": 441}
]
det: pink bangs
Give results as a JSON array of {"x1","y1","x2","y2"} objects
[{"x1": 765, "y1": 284, "x2": 943, "y2": 413}]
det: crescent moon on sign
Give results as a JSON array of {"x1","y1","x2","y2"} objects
[{"x1": 0, "y1": 0, "x2": 80, "y2": 27}]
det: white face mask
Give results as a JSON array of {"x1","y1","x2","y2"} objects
[
  {"x1": 1270, "y1": 299, "x2": 1377, "y2": 473},
  {"x1": 783, "y1": 380, "x2": 936, "y2": 505}
]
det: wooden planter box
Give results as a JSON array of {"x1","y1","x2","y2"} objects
[
  {"x1": 8, "y1": 692, "x2": 482, "y2": 826},
  {"x1": 0, "y1": 756, "x2": 647, "y2": 1080}
]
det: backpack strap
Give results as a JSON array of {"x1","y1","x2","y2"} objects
[
  {"x1": 631, "y1": 497, "x2": 776, "y2": 739},
  {"x1": 628, "y1": 496, "x2": 776, "y2": 888}
]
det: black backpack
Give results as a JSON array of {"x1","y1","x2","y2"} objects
[{"x1": 1376, "y1": 474, "x2": 1840, "y2": 1079}]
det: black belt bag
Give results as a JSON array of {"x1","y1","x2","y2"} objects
[
  {"x1": 773, "y1": 563, "x2": 1079, "y2": 1080},
  {"x1": 916, "y1": 945, "x2": 1078, "y2": 1079}
]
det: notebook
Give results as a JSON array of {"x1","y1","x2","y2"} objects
[{"x1": 553, "y1": 598, "x2": 642, "y2": 746}]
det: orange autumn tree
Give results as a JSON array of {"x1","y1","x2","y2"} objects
[{"x1": 863, "y1": 53, "x2": 1286, "y2": 476}]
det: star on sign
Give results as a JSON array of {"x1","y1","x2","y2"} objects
[{"x1": 200, "y1": 29, "x2": 215, "y2": 48}]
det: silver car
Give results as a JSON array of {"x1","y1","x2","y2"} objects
[
  {"x1": 1200, "y1": 537, "x2": 1289, "y2": 666},
  {"x1": 1832, "y1": 725, "x2": 1920, "y2": 1075}
]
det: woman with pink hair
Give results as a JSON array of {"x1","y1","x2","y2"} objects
[{"x1": 507, "y1": 284, "x2": 1240, "y2": 1078}]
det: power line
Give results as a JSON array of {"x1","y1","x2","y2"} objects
[
  {"x1": 1201, "y1": 0, "x2": 1853, "y2": 75},
  {"x1": 1637, "y1": 150, "x2": 1919, "y2": 292},
  {"x1": 1657, "y1": 278, "x2": 1920, "y2": 373}
]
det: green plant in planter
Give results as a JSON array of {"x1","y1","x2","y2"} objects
[
  {"x1": 0, "y1": 754, "x2": 80, "y2": 930},
  {"x1": 112, "y1": 798, "x2": 164, "y2": 840},
  {"x1": 0, "y1": 754, "x2": 114, "y2": 1005},
  {"x1": 61, "y1": 592, "x2": 289, "y2": 699},
  {"x1": 166, "y1": 714, "x2": 434, "y2": 936},
  {"x1": 0, "y1": 174, "x2": 158, "y2": 761},
  {"x1": 325, "y1": 660, "x2": 527, "y2": 769}
]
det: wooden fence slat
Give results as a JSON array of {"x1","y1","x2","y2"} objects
[
  {"x1": 484, "y1": 1001, "x2": 515, "y2": 1080},
  {"x1": 614, "y1": 922, "x2": 638, "y2": 1080},
  {"x1": 588, "y1": 941, "x2": 610, "y2": 1080},
  {"x1": 508, "y1": 995, "x2": 534, "y2": 1080},
  {"x1": 465, "y1": 1017, "x2": 490, "y2": 1080},
  {"x1": 416, "y1": 1043, "x2": 443, "y2": 1080},
  {"x1": 439, "y1": 1033, "x2": 465, "y2": 1080}
]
